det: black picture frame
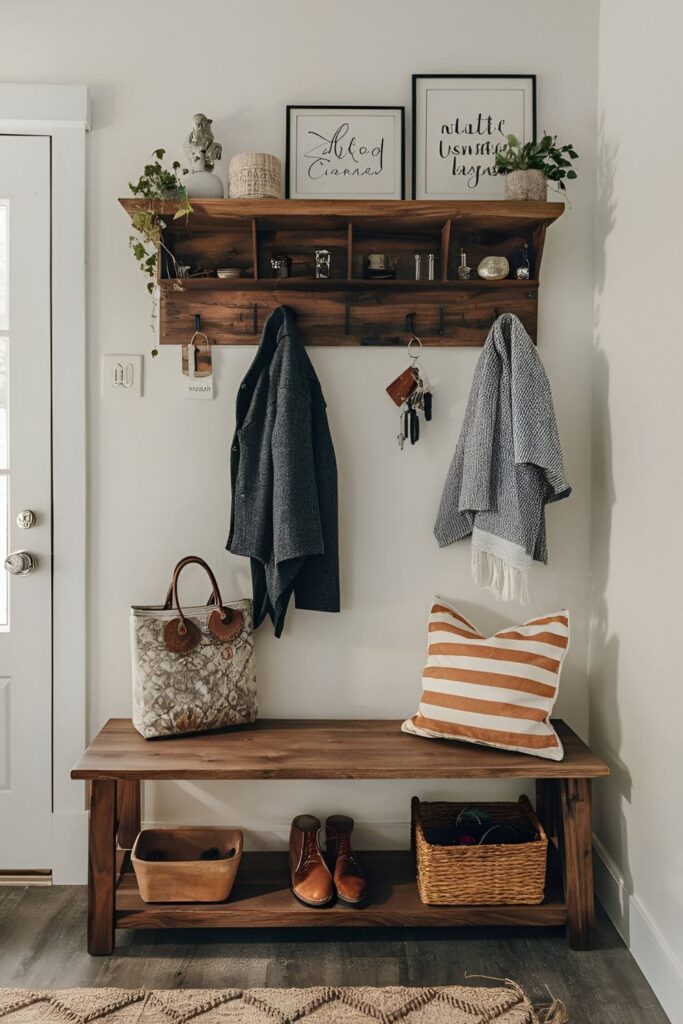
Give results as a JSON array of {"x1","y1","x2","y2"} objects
[
  {"x1": 286, "y1": 105, "x2": 406, "y2": 200},
  {"x1": 411, "y1": 74, "x2": 537, "y2": 199}
]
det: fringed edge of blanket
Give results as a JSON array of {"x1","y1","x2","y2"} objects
[{"x1": 471, "y1": 548, "x2": 530, "y2": 604}]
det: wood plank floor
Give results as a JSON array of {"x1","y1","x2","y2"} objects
[{"x1": 0, "y1": 887, "x2": 669, "y2": 1023}]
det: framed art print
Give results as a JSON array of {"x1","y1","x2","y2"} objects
[
  {"x1": 286, "y1": 105, "x2": 405, "y2": 200},
  {"x1": 412, "y1": 75, "x2": 536, "y2": 199}
]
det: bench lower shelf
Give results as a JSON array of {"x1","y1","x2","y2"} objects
[{"x1": 116, "y1": 849, "x2": 567, "y2": 930}]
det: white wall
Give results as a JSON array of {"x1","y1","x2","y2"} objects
[
  {"x1": 591, "y1": 1, "x2": 683, "y2": 1018},
  {"x1": 2, "y1": 0, "x2": 597, "y2": 847}
]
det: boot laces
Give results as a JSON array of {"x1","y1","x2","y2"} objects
[
  {"x1": 301, "y1": 828, "x2": 326, "y2": 870},
  {"x1": 336, "y1": 829, "x2": 357, "y2": 866}
]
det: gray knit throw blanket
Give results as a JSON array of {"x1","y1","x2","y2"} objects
[{"x1": 434, "y1": 313, "x2": 571, "y2": 602}]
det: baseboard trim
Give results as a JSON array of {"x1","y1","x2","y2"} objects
[
  {"x1": 0, "y1": 870, "x2": 52, "y2": 886},
  {"x1": 594, "y1": 835, "x2": 683, "y2": 1024}
]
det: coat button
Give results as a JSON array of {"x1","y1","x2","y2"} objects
[
  {"x1": 232, "y1": 445, "x2": 238, "y2": 453},
  {"x1": 240, "y1": 383, "x2": 246, "y2": 390}
]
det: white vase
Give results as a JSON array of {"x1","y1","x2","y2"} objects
[
  {"x1": 504, "y1": 169, "x2": 547, "y2": 201},
  {"x1": 183, "y1": 170, "x2": 225, "y2": 199}
]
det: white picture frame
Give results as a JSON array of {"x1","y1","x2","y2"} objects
[
  {"x1": 412, "y1": 75, "x2": 536, "y2": 199},
  {"x1": 286, "y1": 105, "x2": 405, "y2": 200}
]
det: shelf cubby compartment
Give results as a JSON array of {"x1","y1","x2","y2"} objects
[{"x1": 121, "y1": 198, "x2": 563, "y2": 346}]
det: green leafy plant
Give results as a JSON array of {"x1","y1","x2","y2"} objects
[
  {"x1": 495, "y1": 132, "x2": 578, "y2": 191},
  {"x1": 128, "y1": 149, "x2": 193, "y2": 354}
]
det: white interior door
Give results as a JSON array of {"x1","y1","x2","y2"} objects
[{"x1": 0, "y1": 136, "x2": 52, "y2": 869}]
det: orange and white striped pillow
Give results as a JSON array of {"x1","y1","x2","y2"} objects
[{"x1": 402, "y1": 597, "x2": 569, "y2": 761}]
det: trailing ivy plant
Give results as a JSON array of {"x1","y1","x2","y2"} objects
[
  {"x1": 128, "y1": 149, "x2": 193, "y2": 354},
  {"x1": 495, "y1": 132, "x2": 578, "y2": 191}
]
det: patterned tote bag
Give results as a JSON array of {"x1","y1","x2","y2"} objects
[{"x1": 130, "y1": 556, "x2": 257, "y2": 738}]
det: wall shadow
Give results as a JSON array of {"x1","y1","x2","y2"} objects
[{"x1": 589, "y1": 114, "x2": 635, "y2": 939}]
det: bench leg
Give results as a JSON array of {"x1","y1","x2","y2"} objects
[
  {"x1": 535, "y1": 779, "x2": 558, "y2": 841},
  {"x1": 116, "y1": 780, "x2": 141, "y2": 850},
  {"x1": 560, "y1": 778, "x2": 595, "y2": 950},
  {"x1": 88, "y1": 779, "x2": 116, "y2": 956}
]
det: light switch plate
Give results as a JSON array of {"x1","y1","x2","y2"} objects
[{"x1": 101, "y1": 354, "x2": 143, "y2": 397}]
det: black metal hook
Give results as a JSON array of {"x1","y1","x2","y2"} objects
[
  {"x1": 194, "y1": 314, "x2": 202, "y2": 333},
  {"x1": 405, "y1": 312, "x2": 416, "y2": 334},
  {"x1": 344, "y1": 302, "x2": 351, "y2": 336}
]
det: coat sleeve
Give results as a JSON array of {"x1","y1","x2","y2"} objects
[
  {"x1": 271, "y1": 384, "x2": 325, "y2": 564},
  {"x1": 457, "y1": 344, "x2": 500, "y2": 511},
  {"x1": 433, "y1": 446, "x2": 475, "y2": 547},
  {"x1": 433, "y1": 341, "x2": 498, "y2": 547},
  {"x1": 510, "y1": 341, "x2": 571, "y2": 503}
]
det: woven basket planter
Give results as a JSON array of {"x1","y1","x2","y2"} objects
[
  {"x1": 228, "y1": 152, "x2": 282, "y2": 199},
  {"x1": 411, "y1": 796, "x2": 547, "y2": 906}
]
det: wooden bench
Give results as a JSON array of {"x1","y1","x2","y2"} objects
[{"x1": 71, "y1": 718, "x2": 609, "y2": 955}]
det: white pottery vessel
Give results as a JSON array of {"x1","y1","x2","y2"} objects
[{"x1": 183, "y1": 170, "x2": 225, "y2": 199}]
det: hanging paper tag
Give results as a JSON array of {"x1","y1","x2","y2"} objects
[
  {"x1": 182, "y1": 335, "x2": 214, "y2": 400},
  {"x1": 184, "y1": 373, "x2": 214, "y2": 400}
]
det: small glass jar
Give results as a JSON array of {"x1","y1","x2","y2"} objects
[
  {"x1": 457, "y1": 250, "x2": 472, "y2": 280},
  {"x1": 270, "y1": 254, "x2": 292, "y2": 278},
  {"x1": 314, "y1": 249, "x2": 332, "y2": 279}
]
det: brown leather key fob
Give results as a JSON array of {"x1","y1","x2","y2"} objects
[{"x1": 386, "y1": 366, "x2": 418, "y2": 407}]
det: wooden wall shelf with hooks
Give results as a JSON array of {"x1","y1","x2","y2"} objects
[{"x1": 120, "y1": 198, "x2": 563, "y2": 346}]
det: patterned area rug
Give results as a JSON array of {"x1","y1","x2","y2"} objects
[{"x1": 0, "y1": 985, "x2": 547, "y2": 1023}]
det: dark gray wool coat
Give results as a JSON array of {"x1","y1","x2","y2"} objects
[{"x1": 226, "y1": 306, "x2": 340, "y2": 637}]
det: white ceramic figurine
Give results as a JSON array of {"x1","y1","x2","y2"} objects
[{"x1": 183, "y1": 114, "x2": 224, "y2": 197}]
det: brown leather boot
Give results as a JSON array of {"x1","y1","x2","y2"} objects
[
  {"x1": 289, "y1": 814, "x2": 334, "y2": 907},
  {"x1": 326, "y1": 814, "x2": 368, "y2": 906}
]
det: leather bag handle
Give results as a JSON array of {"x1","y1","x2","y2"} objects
[
  {"x1": 163, "y1": 556, "x2": 220, "y2": 611},
  {"x1": 165, "y1": 556, "x2": 227, "y2": 625},
  {"x1": 161, "y1": 556, "x2": 244, "y2": 654}
]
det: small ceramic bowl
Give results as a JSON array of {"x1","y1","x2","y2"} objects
[{"x1": 216, "y1": 268, "x2": 242, "y2": 279}]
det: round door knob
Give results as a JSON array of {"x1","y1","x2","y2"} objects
[
  {"x1": 4, "y1": 551, "x2": 37, "y2": 575},
  {"x1": 16, "y1": 509, "x2": 36, "y2": 529}
]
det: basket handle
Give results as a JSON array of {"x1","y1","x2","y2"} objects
[{"x1": 519, "y1": 794, "x2": 547, "y2": 843}]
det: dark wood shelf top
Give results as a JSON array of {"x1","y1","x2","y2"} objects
[
  {"x1": 120, "y1": 197, "x2": 564, "y2": 233},
  {"x1": 115, "y1": 849, "x2": 567, "y2": 930},
  {"x1": 159, "y1": 277, "x2": 540, "y2": 291},
  {"x1": 72, "y1": 718, "x2": 608, "y2": 782}
]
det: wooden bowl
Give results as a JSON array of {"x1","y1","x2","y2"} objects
[{"x1": 131, "y1": 827, "x2": 243, "y2": 903}]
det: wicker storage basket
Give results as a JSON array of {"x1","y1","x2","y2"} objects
[
  {"x1": 228, "y1": 152, "x2": 282, "y2": 199},
  {"x1": 411, "y1": 796, "x2": 547, "y2": 906}
]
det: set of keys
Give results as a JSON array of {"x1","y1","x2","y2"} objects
[
  {"x1": 385, "y1": 334, "x2": 434, "y2": 450},
  {"x1": 397, "y1": 379, "x2": 433, "y2": 449}
]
